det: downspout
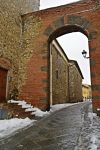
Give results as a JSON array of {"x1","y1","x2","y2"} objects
[
  {"x1": 68, "y1": 65, "x2": 70, "y2": 102},
  {"x1": 50, "y1": 43, "x2": 53, "y2": 106}
]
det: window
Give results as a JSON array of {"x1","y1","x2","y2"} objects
[
  {"x1": 56, "y1": 70, "x2": 59, "y2": 79},
  {"x1": 57, "y1": 51, "x2": 59, "y2": 59}
]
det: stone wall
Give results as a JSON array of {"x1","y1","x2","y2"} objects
[
  {"x1": 0, "y1": 0, "x2": 40, "y2": 100},
  {"x1": 51, "y1": 40, "x2": 69, "y2": 104},
  {"x1": 69, "y1": 61, "x2": 83, "y2": 102},
  {"x1": 13, "y1": 0, "x2": 100, "y2": 110},
  {"x1": 17, "y1": 0, "x2": 40, "y2": 14}
]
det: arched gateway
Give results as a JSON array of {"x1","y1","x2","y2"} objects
[{"x1": 20, "y1": 0, "x2": 100, "y2": 112}]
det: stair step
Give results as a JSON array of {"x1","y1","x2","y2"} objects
[{"x1": 1, "y1": 102, "x2": 36, "y2": 119}]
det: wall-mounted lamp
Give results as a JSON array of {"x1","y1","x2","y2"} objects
[{"x1": 82, "y1": 50, "x2": 90, "y2": 59}]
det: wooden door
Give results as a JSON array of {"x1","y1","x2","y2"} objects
[{"x1": 0, "y1": 68, "x2": 8, "y2": 102}]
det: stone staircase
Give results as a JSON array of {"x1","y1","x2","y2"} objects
[{"x1": 0, "y1": 102, "x2": 35, "y2": 119}]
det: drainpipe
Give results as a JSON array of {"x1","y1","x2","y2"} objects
[
  {"x1": 50, "y1": 43, "x2": 53, "y2": 106},
  {"x1": 68, "y1": 65, "x2": 70, "y2": 102}
]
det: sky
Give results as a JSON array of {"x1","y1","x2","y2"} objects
[
  {"x1": 40, "y1": 0, "x2": 81, "y2": 10},
  {"x1": 40, "y1": 0, "x2": 91, "y2": 85},
  {"x1": 57, "y1": 33, "x2": 91, "y2": 85}
]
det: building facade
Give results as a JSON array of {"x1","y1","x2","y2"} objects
[
  {"x1": 50, "y1": 40, "x2": 69, "y2": 105},
  {"x1": 0, "y1": 0, "x2": 100, "y2": 112},
  {"x1": 50, "y1": 40, "x2": 83, "y2": 105},
  {"x1": 82, "y1": 84, "x2": 92, "y2": 100},
  {"x1": 69, "y1": 60, "x2": 83, "y2": 103},
  {"x1": 0, "y1": 0, "x2": 85, "y2": 109},
  {"x1": 0, "y1": 0, "x2": 40, "y2": 102}
]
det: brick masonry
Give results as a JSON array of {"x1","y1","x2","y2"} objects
[
  {"x1": 0, "y1": 0, "x2": 100, "y2": 111},
  {"x1": 21, "y1": 0, "x2": 100, "y2": 111}
]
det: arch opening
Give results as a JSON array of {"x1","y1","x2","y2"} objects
[
  {"x1": 48, "y1": 25, "x2": 88, "y2": 44},
  {"x1": 49, "y1": 25, "x2": 91, "y2": 106}
]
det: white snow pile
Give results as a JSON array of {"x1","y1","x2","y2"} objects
[
  {"x1": 0, "y1": 117, "x2": 34, "y2": 138},
  {"x1": 50, "y1": 103, "x2": 76, "y2": 112},
  {"x1": 0, "y1": 100, "x2": 79, "y2": 139},
  {"x1": 88, "y1": 112, "x2": 99, "y2": 150},
  {"x1": 8, "y1": 99, "x2": 50, "y2": 117},
  {"x1": 8, "y1": 100, "x2": 78, "y2": 117},
  {"x1": 30, "y1": 107, "x2": 50, "y2": 117}
]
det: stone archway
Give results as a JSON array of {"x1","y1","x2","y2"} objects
[
  {"x1": 48, "y1": 25, "x2": 89, "y2": 106},
  {"x1": 47, "y1": 24, "x2": 88, "y2": 43},
  {"x1": 20, "y1": 0, "x2": 100, "y2": 111}
]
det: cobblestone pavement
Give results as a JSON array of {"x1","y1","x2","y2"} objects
[{"x1": 0, "y1": 102, "x2": 94, "y2": 150}]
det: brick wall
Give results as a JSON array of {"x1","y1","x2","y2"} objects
[{"x1": 16, "y1": 0, "x2": 99, "y2": 110}]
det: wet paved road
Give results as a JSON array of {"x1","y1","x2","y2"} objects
[
  {"x1": 0, "y1": 102, "x2": 91, "y2": 150},
  {"x1": 75, "y1": 103, "x2": 100, "y2": 150}
]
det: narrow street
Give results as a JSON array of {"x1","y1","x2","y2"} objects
[{"x1": 0, "y1": 102, "x2": 100, "y2": 150}]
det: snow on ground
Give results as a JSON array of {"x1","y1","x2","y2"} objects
[
  {"x1": 88, "y1": 112, "x2": 99, "y2": 150},
  {"x1": 50, "y1": 103, "x2": 77, "y2": 112},
  {"x1": 31, "y1": 107, "x2": 50, "y2": 117},
  {"x1": 0, "y1": 100, "x2": 80, "y2": 139},
  {"x1": 8, "y1": 99, "x2": 79, "y2": 117},
  {"x1": 0, "y1": 118, "x2": 34, "y2": 138},
  {"x1": 76, "y1": 104, "x2": 100, "y2": 150},
  {"x1": 1, "y1": 100, "x2": 100, "y2": 149}
]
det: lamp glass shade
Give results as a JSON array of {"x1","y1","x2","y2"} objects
[{"x1": 82, "y1": 50, "x2": 87, "y2": 58}]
